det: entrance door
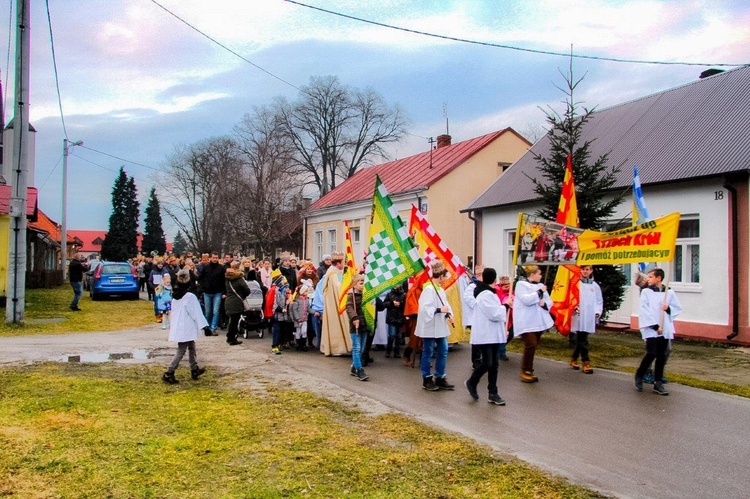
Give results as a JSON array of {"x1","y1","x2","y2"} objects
[{"x1": 607, "y1": 263, "x2": 636, "y2": 325}]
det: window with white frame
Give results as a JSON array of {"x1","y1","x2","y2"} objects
[
  {"x1": 351, "y1": 228, "x2": 361, "y2": 262},
  {"x1": 314, "y1": 231, "x2": 323, "y2": 264},
  {"x1": 673, "y1": 217, "x2": 699, "y2": 283},
  {"x1": 506, "y1": 229, "x2": 516, "y2": 274},
  {"x1": 328, "y1": 229, "x2": 337, "y2": 254}
]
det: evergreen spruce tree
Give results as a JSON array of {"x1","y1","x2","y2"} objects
[
  {"x1": 101, "y1": 167, "x2": 140, "y2": 261},
  {"x1": 529, "y1": 65, "x2": 627, "y2": 319},
  {"x1": 141, "y1": 187, "x2": 167, "y2": 256},
  {"x1": 172, "y1": 231, "x2": 188, "y2": 256}
]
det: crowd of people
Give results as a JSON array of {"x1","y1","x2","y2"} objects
[{"x1": 122, "y1": 251, "x2": 681, "y2": 400}]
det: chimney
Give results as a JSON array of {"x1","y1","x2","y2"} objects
[
  {"x1": 699, "y1": 68, "x2": 724, "y2": 79},
  {"x1": 436, "y1": 134, "x2": 452, "y2": 148}
]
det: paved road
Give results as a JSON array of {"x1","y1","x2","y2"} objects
[
  {"x1": 263, "y1": 339, "x2": 750, "y2": 499},
  {"x1": 2, "y1": 328, "x2": 748, "y2": 498}
]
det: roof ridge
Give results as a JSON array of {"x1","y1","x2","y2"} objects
[
  {"x1": 309, "y1": 129, "x2": 512, "y2": 211},
  {"x1": 596, "y1": 65, "x2": 750, "y2": 115}
]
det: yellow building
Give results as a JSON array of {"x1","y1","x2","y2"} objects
[{"x1": 304, "y1": 130, "x2": 530, "y2": 268}]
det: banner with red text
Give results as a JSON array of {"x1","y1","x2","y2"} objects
[{"x1": 513, "y1": 212, "x2": 680, "y2": 266}]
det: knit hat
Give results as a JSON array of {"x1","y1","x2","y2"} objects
[
  {"x1": 322, "y1": 253, "x2": 332, "y2": 261},
  {"x1": 271, "y1": 268, "x2": 285, "y2": 287}
]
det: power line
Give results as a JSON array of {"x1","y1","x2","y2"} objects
[
  {"x1": 44, "y1": 0, "x2": 68, "y2": 139},
  {"x1": 70, "y1": 152, "x2": 155, "y2": 190},
  {"x1": 39, "y1": 153, "x2": 62, "y2": 190},
  {"x1": 284, "y1": 0, "x2": 748, "y2": 68},
  {"x1": 149, "y1": 0, "x2": 303, "y2": 92},
  {"x1": 78, "y1": 145, "x2": 161, "y2": 171}
]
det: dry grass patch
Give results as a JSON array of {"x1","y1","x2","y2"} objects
[
  {"x1": 0, "y1": 286, "x2": 153, "y2": 336},
  {"x1": 0, "y1": 363, "x2": 603, "y2": 498}
]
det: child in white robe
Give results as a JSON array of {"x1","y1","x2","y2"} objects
[{"x1": 634, "y1": 268, "x2": 682, "y2": 395}]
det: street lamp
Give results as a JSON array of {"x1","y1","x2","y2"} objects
[{"x1": 62, "y1": 139, "x2": 83, "y2": 281}]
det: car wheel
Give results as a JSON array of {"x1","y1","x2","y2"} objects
[{"x1": 128, "y1": 292, "x2": 139, "y2": 300}]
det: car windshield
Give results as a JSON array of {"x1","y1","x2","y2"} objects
[{"x1": 101, "y1": 264, "x2": 132, "y2": 275}]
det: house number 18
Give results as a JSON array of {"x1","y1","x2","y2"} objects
[{"x1": 715, "y1": 190, "x2": 724, "y2": 200}]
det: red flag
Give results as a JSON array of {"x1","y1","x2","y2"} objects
[
  {"x1": 408, "y1": 205, "x2": 465, "y2": 289},
  {"x1": 550, "y1": 154, "x2": 581, "y2": 336}
]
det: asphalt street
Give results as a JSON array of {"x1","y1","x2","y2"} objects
[
  {"x1": 275, "y1": 339, "x2": 749, "y2": 499},
  {"x1": 2, "y1": 327, "x2": 748, "y2": 498}
]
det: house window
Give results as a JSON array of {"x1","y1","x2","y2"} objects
[
  {"x1": 328, "y1": 229, "x2": 337, "y2": 254},
  {"x1": 498, "y1": 162, "x2": 512, "y2": 173},
  {"x1": 314, "y1": 231, "x2": 323, "y2": 264},
  {"x1": 351, "y1": 228, "x2": 361, "y2": 263},
  {"x1": 673, "y1": 218, "x2": 700, "y2": 283},
  {"x1": 506, "y1": 229, "x2": 516, "y2": 274}
]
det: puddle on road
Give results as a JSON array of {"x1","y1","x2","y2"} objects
[{"x1": 55, "y1": 349, "x2": 171, "y2": 363}]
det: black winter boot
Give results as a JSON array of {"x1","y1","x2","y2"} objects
[
  {"x1": 422, "y1": 376, "x2": 439, "y2": 391},
  {"x1": 435, "y1": 377, "x2": 455, "y2": 390},
  {"x1": 191, "y1": 367, "x2": 206, "y2": 380},
  {"x1": 162, "y1": 371, "x2": 179, "y2": 384}
]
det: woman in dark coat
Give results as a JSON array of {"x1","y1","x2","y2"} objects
[{"x1": 225, "y1": 262, "x2": 250, "y2": 346}]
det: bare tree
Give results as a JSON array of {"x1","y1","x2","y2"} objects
[
  {"x1": 159, "y1": 136, "x2": 243, "y2": 254},
  {"x1": 276, "y1": 75, "x2": 408, "y2": 197},
  {"x1": 519, "y1": 121, "x2": 549, "y2": 144},
  {"x1": 233, "y1": 106, "x2": 304, "y2": 257}
]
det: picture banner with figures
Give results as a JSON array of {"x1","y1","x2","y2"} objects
[{"x1": 514, "y1": 212, "x2": 681, "y2": 267}]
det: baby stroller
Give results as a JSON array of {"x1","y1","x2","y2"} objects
[{"x1": 238, "y1": 280, "x2": 268, "y2": 339}]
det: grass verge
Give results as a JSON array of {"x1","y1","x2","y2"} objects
[
  {"x1": 0, "y1": 363, "x2": 602, "y2": 498},
  {"x1": 0, "y1": 286, "x2": 153, "y2": 336}
]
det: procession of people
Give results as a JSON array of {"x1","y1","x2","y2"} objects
[{"x1": 140, "y1": 246, "x2": 680, "y2": 403}]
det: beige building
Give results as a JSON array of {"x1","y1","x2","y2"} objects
[{"x1": 304, "y1": 130, "x2": 530, "y2": 267}]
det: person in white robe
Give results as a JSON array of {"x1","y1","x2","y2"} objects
[
  {"x1": 464, "y1": 268, "x2": 507, "y2": 405},
  {"x1": 415, "y1": 260, "x2": 455, "y2": 391},
  {"x1": 162, "y1": 269, "x2": 209, "y2": 384},
  {"x1": 512, "y1": 265, "x2": 553, "y2": 383},
  {"x1": 570, "y1": 265, "x2": 603, "y2": 374},
  {"x1": 634, "y1": 268, "x2": 682, "y2": 395}
]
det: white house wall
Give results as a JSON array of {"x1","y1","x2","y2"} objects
[{"x1": 478, "y1": 178, "x2": 729, "y2": 328}]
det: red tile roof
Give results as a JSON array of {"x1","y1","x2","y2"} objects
[
  {"x1": 67, "y1": 230, "x2": 172, "y2": 254},
  {"x1": 0, "y1": 185, "x2": 38, "y2": 219},
  {"x1": 309, "y1": 129, "x2": 524, "y2": 211},
  {"x1": 68, "y1": 230, "x2": 107, "y2": 253},
  {"x1": 28, "y1": 209, "x2": 64, "y2": 242}
]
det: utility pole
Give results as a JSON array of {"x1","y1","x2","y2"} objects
[
  {"x1": 61, "y1": 138, "x2": 82, "y2": 281},
  {"x1": 6, "y1": 0, "x2": 30, "y2": 323}
]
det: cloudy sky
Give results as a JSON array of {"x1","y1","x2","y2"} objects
[{"x1": 2, "y1": 0, "x2": 748, "y2": 235}]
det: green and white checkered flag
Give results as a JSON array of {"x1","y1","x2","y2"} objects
[{"x1": 363, "y1": 176, "x2": 424, "y2": 315}]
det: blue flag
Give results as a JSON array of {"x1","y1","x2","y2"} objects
[{"x1": 633, "y1": 165, "x2": 650, "y2": 272}]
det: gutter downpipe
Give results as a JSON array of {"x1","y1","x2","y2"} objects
[
  {"x1": 467, "y1": 210, "x2": 477, "y2": 270},
  {"x1": 724, "y1": 178, "x2": 739, "y2": 340},
  {"x1": 302, "y1": 214, "x2": 307, "y2": 261}
]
